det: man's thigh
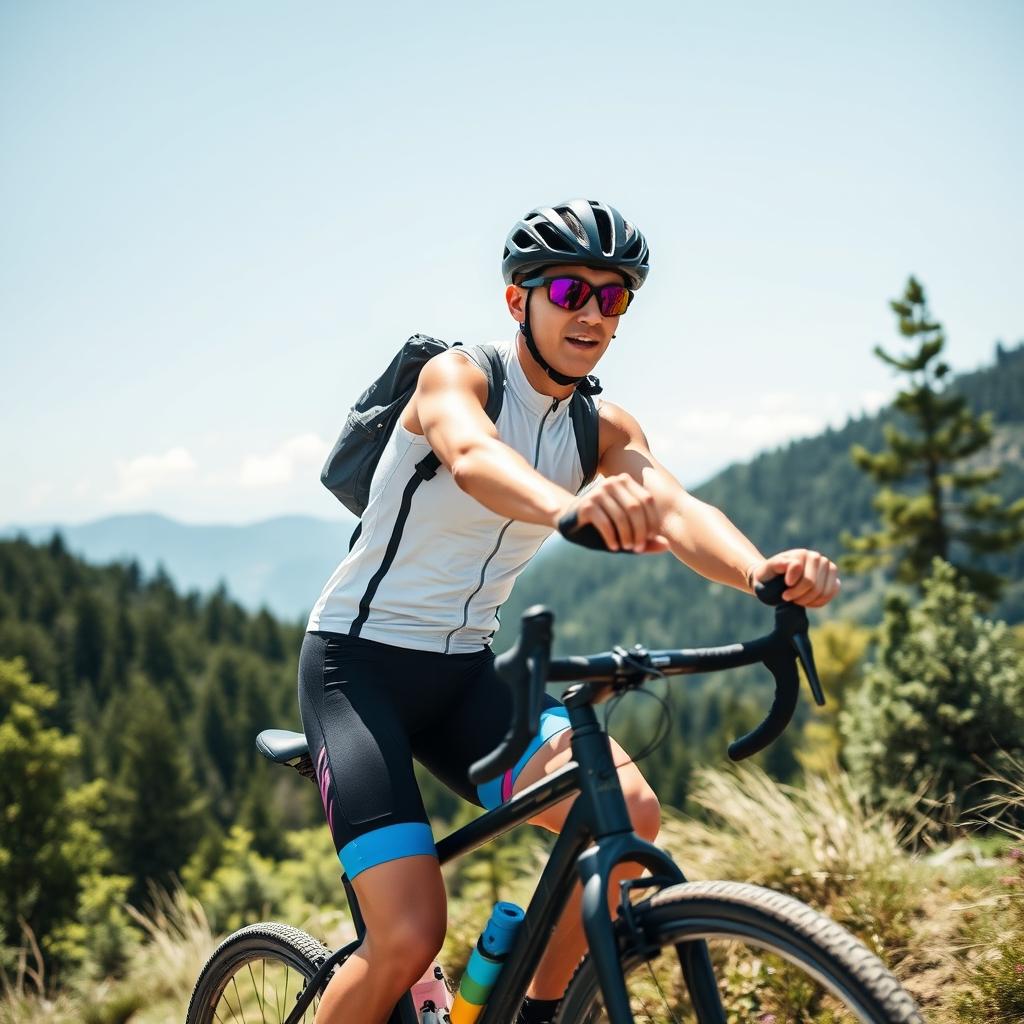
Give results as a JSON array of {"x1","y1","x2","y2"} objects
[{"x1": 512, "y1": 730, "x2": 654, "y2": 833}]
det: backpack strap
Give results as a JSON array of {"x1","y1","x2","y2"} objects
[
  {"x1": 458, "y1": 342, "x2": 507, "y2": 421},
  {"x1": 349, "y1": 342, "x2": 509, "y2": 636},
  {"x1": 411, "y1": 342, "x2": 507, "y2": 482},
  {"x1": 569, "y1": 374, "x2": 602, "y2": 489}
]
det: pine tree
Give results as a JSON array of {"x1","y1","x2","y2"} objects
[
  {"x1": 840, "y1": 559, "x2": 1024, "y2": 825},
  {"x1": 842, "y1": 276, "x2": 1024, "y2": 602},
  {"x1": 105, "y1": 677, "x2": 207, "y2": 901}
]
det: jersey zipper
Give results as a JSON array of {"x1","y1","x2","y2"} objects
[{"x1": 443, "y1": 396, "x2": 560, "y2": 654}]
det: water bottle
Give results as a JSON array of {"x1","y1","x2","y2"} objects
[
  {"x1": 411, "y1": 960, "x2": 452, "y2": 1023},
  {"x1": 450, "y1": 901, "x2": 526, "y2": 1024}
]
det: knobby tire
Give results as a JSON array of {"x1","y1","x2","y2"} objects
[
  {"x1": 555, "y1": 881, "x2": 924, "y2": 1024},
  {"x1": 186, "y1": 921, "x2": 332, "y2": 1024}
]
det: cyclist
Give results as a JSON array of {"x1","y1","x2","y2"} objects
[{"x1": 299, "y1": 198, "x2": 840, "y2": 1024}]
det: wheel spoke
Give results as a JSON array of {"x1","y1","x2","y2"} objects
[
  {"x1": 247, "y1": 962, "x2": 267, "y2": 1024},
  {"x1": 640, "y1": 955, "x2": 682, "y2": 1024},
  {"x1": 222, "y1": 977, "x2": 243, "y2": 1024},
  {"x1": 231, "y1": 974, "x2": 248, "y2": 1024}
]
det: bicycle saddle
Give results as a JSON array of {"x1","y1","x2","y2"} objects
[{"x1": 256, "y1": 729, "x2": 309, "y2": 765}]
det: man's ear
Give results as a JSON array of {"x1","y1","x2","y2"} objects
[{"x1": 505, "y1": 283, "x2": 527, "y2": 321}]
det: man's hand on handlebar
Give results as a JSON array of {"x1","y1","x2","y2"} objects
[
  {"x1": 749, "y1": 549, "x2": 841, "y2": 608},
  {"x1": 554, "y1": 473, "x2": 669, "y2": 554}
]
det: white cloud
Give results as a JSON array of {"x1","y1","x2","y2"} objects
[
  {"x1": 643, "y1": 392, "x2": 831, "y2": 485},
  {"x1": 858, "y1": 389, "x2": 889, "y2": 415},
  {"x1": 664, "y1": 393, "x2": 825, "y2": 457},
  {"x1": 239, "y1": 433, "x2": 330, "y2": 488},
  {"x1": 26, "y1": 481, "x2": 55, "y2": 510},
  {"x1": 108, "y1": 447, "x2": 198, "y2": 502}
]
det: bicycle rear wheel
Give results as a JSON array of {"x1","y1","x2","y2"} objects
[
  {"x1": 555, "y1": 881, "x2": 923, "y2": 1024},
  {"x1": 186, "y1": 921, "x2": 331, "y2": 1024}
]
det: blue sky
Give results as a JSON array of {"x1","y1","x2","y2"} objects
[{"x1": 2, "y1": 0, "x2": 1021, "y2": 526}]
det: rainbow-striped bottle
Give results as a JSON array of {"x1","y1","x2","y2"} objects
[{"x1": 449, "y1": 901, "x2": 525, "y2": 1024}]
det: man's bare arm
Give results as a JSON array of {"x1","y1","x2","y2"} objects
[
  {"x1": 596, "y1": 401, "x2": 765, "y2": 592},
  {"x1": 411, "y1": 352, "x2": 572, "y2": 527}
]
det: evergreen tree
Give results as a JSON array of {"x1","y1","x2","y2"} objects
[
  {"x1": 842, "y1": 277, "x2": 1024, "y2": 602},
  {"x1": 137, "y1": 607, "x2": 189, "y2": 717},
  {"x1": 248, "y1": 607, "x2": 286, "y2": 661},
  {"x1": 105, "y1": 677, "x2": 207, "y2": 901},
  {"x1": 840, "y1": 559, "x2": 1024, "y2": 825},
  {"x1": 71, "y1": 589, "x2": 109, "y2": 699}
]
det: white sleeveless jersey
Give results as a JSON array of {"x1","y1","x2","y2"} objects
[{"x1": 307, "y1": 339, "x2": 590, "y2": 653}]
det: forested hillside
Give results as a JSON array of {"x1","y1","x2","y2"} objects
[
  {"x1": 0, "y1": 537, "x2": 320, "y2": 900},
  {"x1": 503, "y1": 339, "x2": 1024, "y2": 653}
]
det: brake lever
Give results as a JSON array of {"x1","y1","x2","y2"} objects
[
  {"x1": 753, "y1": 576, "x2": 825, "y2": 706},
  {"x1": 467, "y1": 606, "x2": 553, "y2": 785}
]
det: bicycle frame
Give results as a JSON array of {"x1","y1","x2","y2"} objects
[{"x1": 283, "y1": 696, "x2": 726, "y2": 1024}]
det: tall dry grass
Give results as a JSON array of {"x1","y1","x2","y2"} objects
[
  {"x1": 656, "y1": 763, "x2": 984, "y2": 1015},
  {"x1": 659, "y1": 764, "x2": 926, "y2": 950},
  {"x1": 950, "y1": 758, "x2": 1024, "y2": 1023}
]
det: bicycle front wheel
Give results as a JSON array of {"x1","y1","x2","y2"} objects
[
  {"x1": 186, "y1": 921, "x2": 332, "y2": 1024},
  {"x1": 556, "y1": 881, "x2": 923, "y2": 1024}
]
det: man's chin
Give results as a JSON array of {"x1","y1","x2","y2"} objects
[{"x1": 558, "y1": 340, "x2": 603, "y2": 372}]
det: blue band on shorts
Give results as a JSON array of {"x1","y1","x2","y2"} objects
[
  {"x1": 339, "y1": 822, "x2": 436, "y2": 879},
  {"x1": 476, "y1": 705, "x2": 572, "y2": 810}
]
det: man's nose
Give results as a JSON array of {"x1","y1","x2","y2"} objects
[{"x1": 577, "y1": 295, "x2": 603, "y2": 324}]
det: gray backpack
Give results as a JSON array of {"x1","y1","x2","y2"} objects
[{"x1": 321, "y1": 335, "x2": 601, "y2": 536}]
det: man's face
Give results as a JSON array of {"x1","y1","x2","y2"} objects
[{"x1": 506, "y1": 263, "x2": 627, "y2": 378}]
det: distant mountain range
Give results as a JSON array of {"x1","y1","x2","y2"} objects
[
  {"x1": 0, "y1": 512, "x2": 357, "y2": 622},
  {"x1": 4, "y1": 342, "x2": 1022, "y2": 629}
]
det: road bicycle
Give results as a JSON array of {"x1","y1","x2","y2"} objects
[{"x1": 186, "y1": 577, "x2": 924, "y2": 1023}]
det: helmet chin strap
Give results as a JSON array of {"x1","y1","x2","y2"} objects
[{"x1": 519, "y1": 289, "x2": 586, "y2": 387}]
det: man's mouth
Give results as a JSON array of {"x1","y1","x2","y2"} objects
[{"x1": 565, "y1": 335, "x2": 600, "y2": 350}]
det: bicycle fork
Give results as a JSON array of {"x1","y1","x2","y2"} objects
[{"x1": 570, "y1": 702, "x2": 727, "y2": 1024}]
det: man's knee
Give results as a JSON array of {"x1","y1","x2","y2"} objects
[
  {"x1": 624, "y1": 777, "x2": 661, "y2": 841},
  {"x1": 365, "y1": 903, "x2": 446, "y2": 983},
  {"x1": 352, "y1": 853, "x2": 447, "y2": 986}
]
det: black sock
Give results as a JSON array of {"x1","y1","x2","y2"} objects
[{"x1": 517, "y1": 995, "x2": 561, "y2": 1024}]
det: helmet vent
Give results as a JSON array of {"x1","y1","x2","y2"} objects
[
  {"x1": 535, "y1": 221, "x2": 574, "y2": 252},
  {"x1": 593, "y1": 206, "x2": 613, "y2": 255},
  {"x1": 512, "y1": 229, "x2": 537, "y2": 251},
  {"x1": 557, "y1": 207, "x2": 588, "y2": 247},
  {"x1": 502, "y1": 198, "x2": 650, "y2": 288}
]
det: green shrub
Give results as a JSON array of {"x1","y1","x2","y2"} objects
[{"x1": 841, "y1": 559, "x2": 1024, "y2": 828}]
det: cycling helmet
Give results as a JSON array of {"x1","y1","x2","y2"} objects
[{"x1": 502, "y1": 198, "x2": 650, "y2": 290}]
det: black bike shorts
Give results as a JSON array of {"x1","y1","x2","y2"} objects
[{"x1": 297, "y1": 631, "x2": 570, "y2": 879}]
